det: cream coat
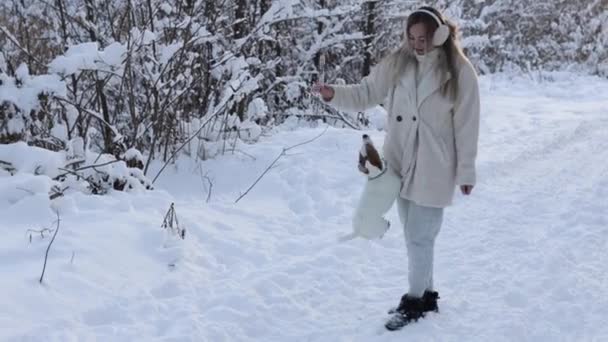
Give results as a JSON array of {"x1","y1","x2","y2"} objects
[{"x1": 328, "y1": 48, "x2": 480, "y2": 208}]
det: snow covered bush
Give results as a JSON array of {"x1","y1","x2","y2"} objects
[
  {"x1": 0, "y1": 0, "x2": 606, "y2": 179},
  {"x1": 0, "y1": 141, "x2": 153, "y2": 199},
  {"x1": 447, "y1": 0, "x2": 608, "y2": 75},
  {"x1": 0, "y1": 64, "x2": 66, "y2": 147}
]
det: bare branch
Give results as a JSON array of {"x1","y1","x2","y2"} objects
[
  {"x1": 56, "y1": 167, "x2": 86, "y2": 180},
  {"x1": 0, "y1": 160, "x2": 17, "y2": 175},
  {"x1": 151, "y1": 105, "x2": 227, "y2": 184},
  {"x1": 0, "y1": 25, "x2": 45, "y2": 68},
  {"x1": 16, "y1": 187, "x2": 35, "y2": 195},
  {"x1": 39, "y1": 212, "x2": 61, "y2": 284},
  {"x1": 284, "y1": 125, "x2": 330, "y2": 152},
  {"x1": 235, "y1": 149, "x2": 284, "y2": 204},
  {"x1": 54, "y1": 159, "x2": 122, "y2": 182},
  {"x1": 234, "y1": 149, "x2": 257, "y2": 161},
  {"x1": 77, "y1": 159, "x2": 122, "y2": 171},
  {"x1": 199, "y1": 170, "x2": 213, "y2": 203},
  {"x1": 49, "y1": 186, "x2": 69, "y2": 200},
  {"x1": 235, "y1": 125, "x2": 329, "y2": 203},
  {"x1": 26, "y1": 227, "x2": 55, "y2": 242},
  {"x1": 204, "y1": 176, "x2": 213, "y2": 203},
  {"x1": 54, "y1": 96, "x2": 121, "y2": 140}
]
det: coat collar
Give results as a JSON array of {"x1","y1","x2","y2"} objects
[{"x1": 415, "y1": 51, "x2": 452, "y2": 109}]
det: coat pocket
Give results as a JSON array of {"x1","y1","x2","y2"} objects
[{"x1": 420, "y1": 121, "x2": 449, "y2": 165}]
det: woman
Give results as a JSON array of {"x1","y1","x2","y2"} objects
[{"x1": 312, "y1": 6, "x2": 480, "y2": 330}]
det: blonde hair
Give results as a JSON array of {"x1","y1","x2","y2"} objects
[{"x1": 384, "y1": 7, "x2": 467, "y2": 99}]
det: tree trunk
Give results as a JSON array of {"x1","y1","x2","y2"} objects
[
  {"x1": 362, "y1": 0, "x2": 377, "y2": 77},
  {"x1": 313, "y1": 0, "x2": 327, "y2": 83},
  {"x1": 84, "y1": 0, "x2": 113, "y2": 153},
  {"x1": 233, "y1": 0, "x2": 249, "y2": 121}
]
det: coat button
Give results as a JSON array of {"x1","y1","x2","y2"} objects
[
  {"x1": 396, "y1": 115, "x2": 402, "y2": 122},
  {"x1": 412, "y1": 116, "x2": 417, "y2": 121}
]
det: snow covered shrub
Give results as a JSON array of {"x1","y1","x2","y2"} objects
[
  {"x1": 0, "y1": 140, "x2": 153, "y2": 199},
  {"x1": 0, "y1": 65, "x2": 66, "y2": 148},
  {"x1": 0, "y1": 101, "x2": 23, "y2": 144},
  {"x1": 452, "y1": 0, "x2": 608, "y2": 74},
  {"x1": 61, "y1": 150, "x2": 153, "y2": 195},
  {"x1": 0, "y1": 0, "x2": 606, "y2": 169},
  {"x1": 81, "y1": 162, "x2": 151, "y2": 195},
  {"x1": 123, "y1": 148, "x2": 144, "y2": 170}
]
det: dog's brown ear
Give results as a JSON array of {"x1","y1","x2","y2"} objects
[
  {"x1": 364, "y1": 140, "x2": 383, "y2": 171},
  {"x1": 358, "y1": 152, "x2": 369, "y2": 174},
  {"x1": 358, "y1": 134, "x2": 369, "y2": 174}
]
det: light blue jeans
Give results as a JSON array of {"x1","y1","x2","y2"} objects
[{"x1": 397, "y1": 197, "x2": 444, "y2": 298}]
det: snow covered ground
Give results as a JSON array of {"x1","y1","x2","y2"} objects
[{"x1": 1, "y1": 72, "x2": 607, "y2": 341}]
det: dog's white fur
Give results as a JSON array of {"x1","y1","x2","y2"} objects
[{"x1": 340, "y1": 160, "x2": 401, "y2": 241}]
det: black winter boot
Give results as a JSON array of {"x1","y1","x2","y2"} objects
[
  {"x1": 421, "y1": 290, "x2": 439, "y2": 313},
  {"x1": 385, "y1": 296, "x2": 426, "y2": 331},
  {"x1": 388, "y1": 290, "x2": 440, "y2": 315}
]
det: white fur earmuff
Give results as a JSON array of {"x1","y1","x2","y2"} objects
[{"x1": 412, "y1": 8, "x2": 450, "y2": 46}]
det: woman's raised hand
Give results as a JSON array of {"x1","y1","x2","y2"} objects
[{"x1": 311, "y1": 82, "x2": 335, "y2": 102}]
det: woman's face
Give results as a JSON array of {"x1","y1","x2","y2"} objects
[{"x1": 408, "y1": 23, "x2": 432, "y2": 55}]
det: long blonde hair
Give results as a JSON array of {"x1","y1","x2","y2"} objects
[{"x1": 384, "y1": 7, "x2": 466, "y2": 99}]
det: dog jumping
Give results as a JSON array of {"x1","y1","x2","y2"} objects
[{"x1": 340, "y1": 134, "x2": 401, "y2": 241}]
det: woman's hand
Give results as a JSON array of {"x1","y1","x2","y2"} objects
[
  {"x1": 460, "y1": 185, "x2": 474, "y2": 195},
  {"x1": 311, "y1": 82, "x2": 335, "y2": 102}
]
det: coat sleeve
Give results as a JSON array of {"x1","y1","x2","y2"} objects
[
  {"x1": 453, "y1": 60, "x2": 480, "y2": 186},
  {"x1": 325, "y1": 58, "x2": 394, "y2": 112}
]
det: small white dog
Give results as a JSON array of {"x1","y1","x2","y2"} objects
[{"x1": 340, "y1": 134, "x2": 401, "y2": 241}]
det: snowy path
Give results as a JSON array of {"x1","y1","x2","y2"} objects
[{"x1": 1, "y1": 74, "x2": 607, "y2": 341}]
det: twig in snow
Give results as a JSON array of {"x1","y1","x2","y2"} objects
[
  {"x1": 0, "y1": 160, "x2": 16, "y2": 175},
  {"x1": 234, "y1": 125, "x2": 329, "y2": 203},
  {"x1": 234, "y1": 149, "x2": 257, "y2": 161},
  {"x1": 26, "y1": 227, "x2": 55, "y2": 243},
  {"x1": 72, "y1": 159, "x2": 121, "y2": 172},
  {"x1": 93, "y1": 151, "x2": 104, "y2": 164},
  {"x1": 16, "y1": 187, "x2": 35, "y2": 195},
  {"x1": 198, "y1": 169, "x2": 213, "y2": 203},
  {"x1": 161, "y1": 203, "x2": 186, "y2": 240},
  {"x1": 49, "y1": 185, "x2": 69, "y2": 200},
  {"x1": 235, "y1": 153, "x2": 283, "y2": 204},
  {"x1": 64, "y1": 158, "x2": 86, "y2": 169},
  {"x1": 40, "y1": 212, "x2": 60, "y2": 284},
  {"x1": 283, "y1": 152, "x2": 305, "y2": 157},
  {"x1": 283, "y1": 125, "x2": 330, "y2": 152},
  {"x1": 56, "y1": 168, "x2": 98, "y2": 191},
  {"x1": 54, "y1": 160, "x2": 121, "y2": 180},
  {"x1": 205, "y1": 177, "x2": 213, "y2": 203}
]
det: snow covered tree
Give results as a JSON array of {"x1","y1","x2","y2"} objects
[{"x1": 0, "y1": 0, "x2": 606, "y2": 179}]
